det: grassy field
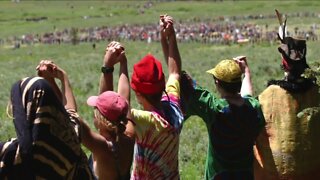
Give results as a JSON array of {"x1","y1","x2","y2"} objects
[
  {"x1": 0, "y1": 1, "x2": 320, "y2": 179},
  {"x1": 1, "y1": 1, "x2": 320, "y2": 38}
]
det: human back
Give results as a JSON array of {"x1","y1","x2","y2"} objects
[
  {"x1": 255, "y1": 84, "x2": 320, "y2": 179},
  {"x1": 90, "y1": 132, "x2": 133, "y2": 180},
  {"x1": 213, "y1": 98, "x2": 262, "y2": 160},
  {"x1": 254, "y1": 9, "x2": 320, "y2": 180},
  {"x1": 181, "y1": 57, "x2": 265, "y2": 180},
  {"x1": 191, "y1": 90, "x2": 264, "y2": 180},
  {"x1": 84, "y1": 41, "x2": 134, "y2": 180}
]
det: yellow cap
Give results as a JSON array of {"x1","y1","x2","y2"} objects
[{"x1": 206, "y1": 59, "x2": 242, "y2": 83}]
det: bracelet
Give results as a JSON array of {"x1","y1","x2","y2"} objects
[{"x1": 101, "y1": 66, "x2": 114, "y2": 74}]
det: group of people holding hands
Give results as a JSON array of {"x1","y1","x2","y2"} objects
[{"x1": 0, "y1": 13, "x2": 319, "y2": 180}]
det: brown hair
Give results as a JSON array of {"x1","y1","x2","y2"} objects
[
  {"x1": 141, "y1": 91, "x2": 163, "y2": 109},
  {"x1": 215, "y1": 77, "x2": 241, "y2": 94}
]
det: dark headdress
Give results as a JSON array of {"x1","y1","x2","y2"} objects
[
  {"x1": 276, "y1": 9, "x2": 309, "y2": 77},
  {"x1": 267, "y1": 10, "x2": 315, "y2": 93}
]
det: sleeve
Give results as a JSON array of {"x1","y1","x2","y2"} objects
[
  {"x1": 131, "y1": 108, "x2": 171, "y2": 140},
  {"x1": 162, "y1": 76, "x2": 180, "y2": 104},
  {"x1": 185, "y1": 85, "x2": 218, "y2": 124},
  {"x1": 131, "y1": 109, "x2": 154, "y2": 140}
]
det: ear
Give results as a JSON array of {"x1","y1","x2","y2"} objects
[
  {"x1": 135, "y1": 91, "x2": 142, "y2": 97},
  {"x1": 134, "y1": 91, "x2": 145, "y2": 103}
]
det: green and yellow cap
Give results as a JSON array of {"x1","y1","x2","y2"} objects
[{"x1": 206, "y1": 59, "x2": 242, "y2": 83}]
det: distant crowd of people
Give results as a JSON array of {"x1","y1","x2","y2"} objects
[
  {"x1": 1, "y1": 11, "x2": 319, "y2": 49},
  {"x1": 1, "y1": 12, "x2": 320, "y2": 180}
]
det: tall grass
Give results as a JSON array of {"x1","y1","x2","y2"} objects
[{"x1": 1, "y1": 40, "x2": 319, "y2": 179}]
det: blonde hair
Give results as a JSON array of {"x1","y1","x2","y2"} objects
[{"x1": 94, "y1": 109, "x2": 126, "y2": 141}]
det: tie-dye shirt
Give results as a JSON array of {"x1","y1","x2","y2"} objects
[{"x1": 131, "y1": 76, "x2": 184, "y2": 180}]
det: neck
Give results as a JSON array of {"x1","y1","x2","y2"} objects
[
  {"x1": 221, "y1": 92, "x2": 244, "y2": 106},
  {"x1": 100, "y1": 129, "x2": 116, "y2": 141},
  {"x1": 143, "y1": 102, "x2": 162, "y2": 111},
  {"x1": 221, "y1": 93, "x2": 241, "y2": 100},
  {"x1": 141, "y1": 96, "x2": 162, "y2": 111}
]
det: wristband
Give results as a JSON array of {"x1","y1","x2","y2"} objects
[{"x1": 101, "y1": 66, "x2": 114, "y2": 74}]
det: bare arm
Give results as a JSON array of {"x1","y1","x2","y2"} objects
[
  {"x1": 99, "y1": 41, "x2": 135, "y2": 138},
  {"x1": 36, "y1": 60, "x2": 62, "y2": 101},
  {"x1": 50, "y1": 63, "x2": 77, "y2": 111},
  {"x1": 241, "y1": 66, "x2": 253, "y2": 96},
  {"x1": 59, "y1": 71, "x2": 77, "y2": 110},
  {"x1": 118, "y1": 52, "x2": 129, "y2": 101},
  {"x1": 99, "y1": 71, "x2": 113, "y2": 93},
  {"x1": 99, "y1": 41, "x2": 124, "y2": 94},
  {"x1": 37, "y1": 60, "x2": 77, "y2": 110},
  {"x1": 118, "y1": 48, "x2": 135, "y2": 138},
  {"x1": 160, "y1": 15, "x2": 181, "y2": 80},
  {"x1": 235, "y1": 56, "x2": 253, "y2": 96},
  {"x1": 79, "y1": 117, "x2": 109, "y2": 154},
  {"x1": 37, "y1": 61, "x2": 108, "y2": 152},
  {"x1": 160, "y1": 15, "x2": 169, "y2": 64}
]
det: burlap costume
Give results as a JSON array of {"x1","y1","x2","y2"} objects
[
  {"x1": 254, "y1": 10, "x2": 320, "y2": 180},
  {"x1": 255, "y1": 85, "x2": 320, "y2": 179}
]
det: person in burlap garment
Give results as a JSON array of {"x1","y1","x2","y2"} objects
[{"x1": 254, "y1": 11, "x2": 320, "y2": 180}]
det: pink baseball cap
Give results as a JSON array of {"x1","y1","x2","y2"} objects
[{"x1": 87, "y1": 91, "x2": 128, "y2": 122}]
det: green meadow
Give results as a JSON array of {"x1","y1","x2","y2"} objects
[{"x1": 0, "y1": 1, "x2": 320, "y2": 179}]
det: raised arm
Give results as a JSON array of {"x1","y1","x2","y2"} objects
[
  {"x1": 99, "y1": 41, "x2": 124, "y2": 94},
  {"x1": 37, "y1": 60, "x2": 77, "y2": 110},
  {"x1": 160, "y1": 15, "x2": 181, "y2": 80},
  {"x1": 98, "y1": 42, "x2": 135, "y2": 138},
  {"x1": 117, "y1": 44, "x2": 135, "y2": 139},
  {"x1": 234, "y1": 56, "x2": 253, "y2": 96},
  {"x1": 117, "y1": 45, "x2": 130, "y2": 101},
  {"x1": 37, "y1": 61, "x2": 110, "y2": 154},
  {"x1": 160, "y1": 15, "x2": 169, "y2": 64},
  {"x1": 56, "y1": 66, "x2": 77, "y2": 111},
  {"x1": 36, "y1": 60, "x2": 62, "y2": 102}
]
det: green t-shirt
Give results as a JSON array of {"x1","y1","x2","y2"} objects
[{"x1": 185, "y1": 85, "x2": 265, "y2": 180}]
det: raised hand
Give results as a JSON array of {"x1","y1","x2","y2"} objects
[
  {"x1": 233, "y1": 56, "x2": 253, "y2": 96},
  {"x1": 160, "y1": 14, "x2": 174, "y2": 38},
  {"x1": 103, "y1": 41, "x2": 125, "y2": 67},
  {"x1": 233, "y1": 55, "x2": 249, "y2": 74},
  {"x1": 36, "y1": 60, "x2": 65, "y2": 81},
  {"x1": 159, "y1": 14, "x2": 181, "y2": 78}
]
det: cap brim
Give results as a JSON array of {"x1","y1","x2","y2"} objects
[
  {"x1": 206, "y1": 68, "x2": 216, "y2": 75},
  {"x1": 87, "y1": 96, "x2": 98, "y2": 107}
]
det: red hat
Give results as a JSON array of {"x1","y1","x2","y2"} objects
[
  {"x1": 131, "y1": 54, "x2": 165, "y2": 94},
  {"x1": 87, "y1": 91, "x2": 128, "y2": 122}
]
